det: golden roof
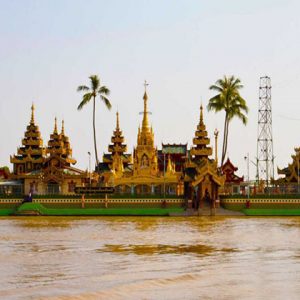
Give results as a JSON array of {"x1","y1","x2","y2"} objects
[
  {"x1": 11, "y1": 105, "x2": 46, "y2": 175},
  {"x1": 47, "y1": 118, "x2": 76, "y2": 165},
  {"x1": 191, "y1": 104, "x2": 213, "y2": 160}
]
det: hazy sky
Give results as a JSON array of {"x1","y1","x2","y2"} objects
[{"x1": 1, "y1": 0, "x2": 300, "y2": 179}]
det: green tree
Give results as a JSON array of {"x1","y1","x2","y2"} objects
[
  {"x1": 77, "y1": 75, "x2": 111, "y2": 167},
  {"x1": 208, "y1": 75, "x2": 248, "y2": 167}
]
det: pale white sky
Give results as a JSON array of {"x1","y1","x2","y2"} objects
[{"x1": 1, "y1": 0, "x2": 300, "y2": 180}]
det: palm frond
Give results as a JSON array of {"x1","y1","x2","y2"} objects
[
  {"x1": 99, "y1": 85, "x2": 110, "y2": 96},
  {"x1": 209, "y1": 84, "x2": 223, "y2": 92},
  {"x1": 207, "y1": 95, "x2": 225, "y2": 112},
  {"x1": 77, "y1": 85, "x2": 90, "y2": 92},
  {"x1": 233, "y1": 111, "x2": 248, "y2": 125},
  {"x1": 100, "y1": 95, "x2": 112, "y2": 110},
  {"x1": 77, "y1": 93, "x2": 92, "y2": 110},
  {"x1": 89, "y1": 75, "x2": 100, "y2": 91}
]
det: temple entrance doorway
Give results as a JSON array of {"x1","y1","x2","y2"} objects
[{"x1": 135, "y1": 185, "x2": 151, "y2": 195}]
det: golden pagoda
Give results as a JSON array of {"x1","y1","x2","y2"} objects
[
  {"x1": 100, "y1": 83, "x2": 182, "y2": 195},
  {"x1": 102, "y1": 112, "x2": 132, "y2": 178},
  {"x1": 190, "y1": 105, "x2": 213, "y2": 161},
  {"x1": 60, "y1": 120, "x2": 74, "y2": 160},
  {"x1": 45, "y1": 118, "x2": 76, "y2": 166},
  {"x1": 10, "y1": 104, "x2": 45, "y2": 175},
  {"x1": 184, "y1": 105, "x2": 225, "y2": 209},
  {"x1": 133, "y1": 88, "x2": 158, "y2": 177},
  {"x1": 42, "y1": 118, "x2": 85, "y2": 193},
  {"x1": 10, "y1": 107, "x2": 88, "y2": 195}
]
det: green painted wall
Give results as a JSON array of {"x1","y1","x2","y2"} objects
[{"x1": 14, "y1": 202, "x2": 184, "y2": 216}]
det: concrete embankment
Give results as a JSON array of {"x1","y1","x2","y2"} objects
[{"x1": 221, "y1": 196, "x2": 300, "y2": 216}]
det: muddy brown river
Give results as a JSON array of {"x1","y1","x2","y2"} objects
[{"x1": 0, "y1": 216, "x2": 299, "y2": 299}]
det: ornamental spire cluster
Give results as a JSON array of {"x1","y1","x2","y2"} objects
[
  {"x1": 142, "y1": 90, "x2": 149, "y2": 130},
  {"x1": 190, "y1": 104, "x2": 213, "y2": 161},
  {"x1": 138, "y1": 81, "x2": 154, "y2": 147},
  {"x1": 10, "y1": 105, "x2": 45, "y2": 174},
  {"x1": 103, "y1": 111, "x2": 132, "y2": 175},
  {"x1": 47, "y1": 117, "x2": 76, "y2": 165},
  {"x1": 30, "y1": 103, "x2": 35, "y2": 124}
]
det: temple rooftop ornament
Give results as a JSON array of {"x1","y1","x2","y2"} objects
[
  {"x1": 46, "y1": 117, "x2": 76, "y2": 166},
  {"x1": 184, "y1": 103, "x2": 225, "y2": 212},
  {"x1": 9, "y1": 105, "x2": 88, "y2": 195},
  {"x1": 134, "y1": 82, "x2": 157, "y2": 176},
  {"x1": 142, "y1": 80, "x2": 150, "y2": 130},
  {"x1": 10, "y1": 104, "x2": 45, "y2": 175},
  {"x1": 190, "y1": 105, "x2": 213, "y2": 161},
  {"x1": 30, "y1": 103, "x2": 35, "y2": 124},
  {"x1": 98, "y1": 84, "x2": 181, "y2": 195},
  {"x1": 100, "y1": 111, "x2": 132, "y2": 177}
]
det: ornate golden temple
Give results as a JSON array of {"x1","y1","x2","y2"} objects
[
  {"x1": 6, "y1": 85, "x2": 225, "y2": 207},
  {"x1": 10, "y1": 104, "x2": 89, "y2": 194},
  {"x1": 98, "y1": 85, "x2": 225, "y2": 206},
  {"x1": 98, "y1": 88, "x2": 181, "y2": 195}
]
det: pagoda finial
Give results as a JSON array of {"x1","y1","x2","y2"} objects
[
  {"x1": 61, "y1": 119, "x2": 65, "y2": 135},
  {"x1": 143, "y1": 81, "x2": 148, "y2": 103},
  {"x1": 200, "y1": 104, "x2": 204, "y2": 125},
  {"x1": 54, "y1": 117, "x2": 58, "y2": 134},
  {"x1": 142, "y1": 80, "x2": 149, "y2": 129},
  {"x1": 30, "y1": 103, "x2": 35, "y2": 124},
  {"x1": 144, "y1": 80, "x2": 148, "y2": 93},
  {"x1": 116, "y1": 111, "x2": 120, "y2": 130}
]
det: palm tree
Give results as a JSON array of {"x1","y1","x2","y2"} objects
[
  {"x1": 77, "y1": 75, "x2": 111, "y2": 167},
  {"x1": 208, "y1": 75, "x2": 248, "y2": 167}
]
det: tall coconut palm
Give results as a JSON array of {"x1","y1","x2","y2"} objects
[
  {"x1": 77, "y1": 75, "x2": 111, "y2": 167},
  {"x1": 208, "y1": 75, "x2": 248, "y2": 167}
]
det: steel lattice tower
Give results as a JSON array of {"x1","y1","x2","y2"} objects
[{"x1": 256, "y1": 76, "x2": 274, "y2": 186}]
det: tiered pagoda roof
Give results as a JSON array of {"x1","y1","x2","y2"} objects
[
  {"x1": 46, "y1": 118, "x2": 76, "y2": 165},
  {"x1": 190, "y1": 105, "x2": 213, "y2": 161},
  {"x1": 102, "y1": 112, "x2": 132, "y2": 173},
  {"x1": 60, "y1": 120, "x2": 73, "y2": 159},
  {"x1": 184, "y1": 104, "x2": 225, "y2": 188},
  {"x1": 10, "y1": 104, "x2": 45, "y2": 174},
  {"x1": 104, "y1": 112, "x2": 132, "y2": 163}
]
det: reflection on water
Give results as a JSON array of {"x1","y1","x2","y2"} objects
[
  {"x1": 98, "y1": 243, "x2": 238, "y2": 256},
  {"x1": 0, "y1": 216, "x2": 300, "y2": 300}
]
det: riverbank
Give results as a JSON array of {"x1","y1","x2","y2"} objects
[
  {"x1": 0, "y1": 197, "x2": 185, "y2": 216},
  {"x1": 221, "y1": 195, "x2": 300, "y2": 216},
  {"x1": 1, "y1": 195, "x2": 300, "y2": 216},
  {"x1": 13, "y1": 202, "x2": 185, "y2": 216}
]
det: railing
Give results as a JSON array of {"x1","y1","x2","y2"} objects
[{"x1": 0, "y1": 193, "x2": 183, "y2": 199}]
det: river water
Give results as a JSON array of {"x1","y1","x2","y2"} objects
[{"x1": 0, "y1": 216, "x2": 299, "y2": 300}]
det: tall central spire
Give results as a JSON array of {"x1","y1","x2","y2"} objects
[
  {"x1": 54, "y1": 117, "x2": 58, "y2": 134},
  {"x1": 61, "y1": 120, "x2": 65, "y2": 135},
  {"x1": 137, "y1": 80, "x2": 155, "y2": 147},
  {"x1": 200, "y1": 104, "x2": 204, "y2": 125},
  {"x1": 116, "y1": 111, "x2": 120, "y2": 130},
  {"x1": 30, "y1": 103, "x2": 35, "y2": 124},
  {"x1": 142, "y1": 80, "x2": 149, "y2": 129}
]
